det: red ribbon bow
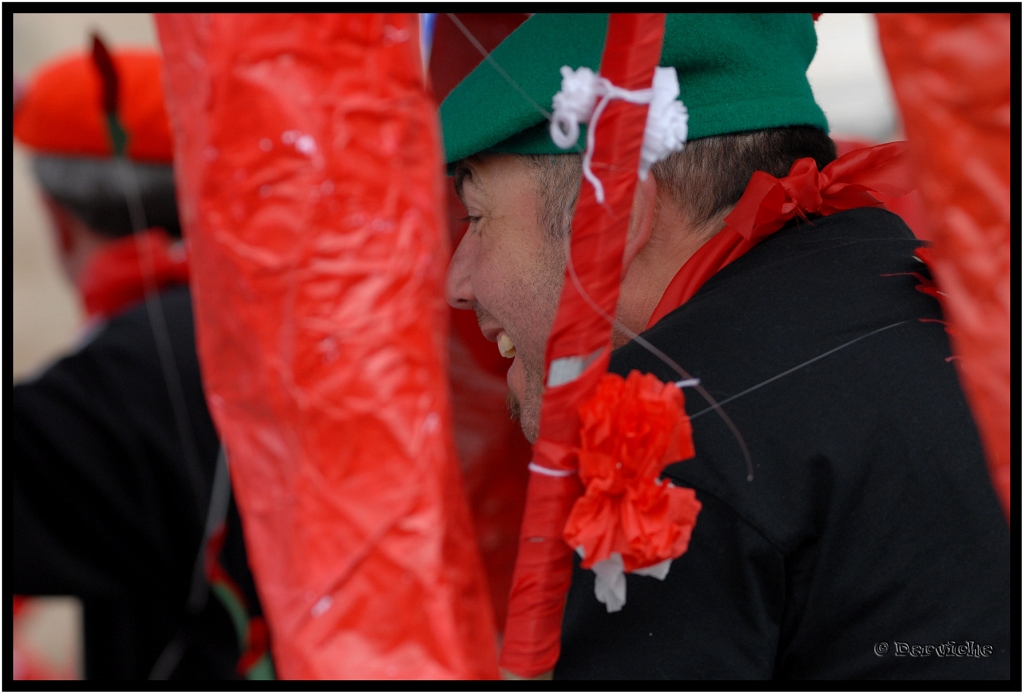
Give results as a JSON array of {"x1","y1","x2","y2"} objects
[
  {"x1": 563, "y1": 371, "x2": 701, "y2": 574},
  {"x1": 648, "y1": 141, "x2": 915, "y2": 328}
]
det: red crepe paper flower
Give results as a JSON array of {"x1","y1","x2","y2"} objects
[{"x1": 563, "y1": 371, "x2": 701, "y2": 589}]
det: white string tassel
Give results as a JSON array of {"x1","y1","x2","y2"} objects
[{"x1": 550, "y1": 65, "x2": 689, "y2": 202}]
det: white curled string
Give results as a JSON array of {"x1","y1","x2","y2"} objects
[
  {"x1": 528, "y1": 462, "x2": 576, "y2": 478},
  {"x1": 550, "y1": 65, "x2": 689, "y2": 203}
]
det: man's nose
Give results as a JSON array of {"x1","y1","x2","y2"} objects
[{"x1": 446, "y1": 233, "x2": 475, "y2": 310}]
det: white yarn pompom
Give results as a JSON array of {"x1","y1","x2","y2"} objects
[
  {"x1": 639, "y1": 67, "x2": 689, "y2": 180},
  {"x1": 550, "y1": 66, "x2": 600, "y2": 149},
  {"x1": 549, "y1": 64, "x2": 689, "y2": 202}
]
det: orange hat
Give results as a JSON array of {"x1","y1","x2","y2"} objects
[{"x1": 13, "y1": 47, "x2": 173, "y2": 163}]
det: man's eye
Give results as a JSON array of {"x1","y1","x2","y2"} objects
[{"x1": 460, "y1": 215, "x2": 482, "y2": 229}]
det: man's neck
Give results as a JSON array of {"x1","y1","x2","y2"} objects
[{"x1": 614, "y1": 201, "x2": 725, "y2": 346}]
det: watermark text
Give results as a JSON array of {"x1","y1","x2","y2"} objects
[{"x1": 874, "y1": 641, "x2": 992, "y2": 658}]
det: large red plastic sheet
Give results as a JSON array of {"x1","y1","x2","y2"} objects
[
  {"x1": 876, "y1": 14, "x2": 1011, "y2": 520},
  {"x1": 156, "y1": 14, "x2": 499, "y2": 678},
  {"x1": 499, "y1": 14, "x2": 667, "y2": 678}
]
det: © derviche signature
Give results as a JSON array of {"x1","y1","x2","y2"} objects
[{"x1": 874, "y1": 641, "x2": 993, "y2": 658}]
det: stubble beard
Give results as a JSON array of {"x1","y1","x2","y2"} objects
[
  {"x1": 506, "y1": 390, "x2": 521, "y2": 422},
  {"x1": 506, "y1": 388, "x2": 540, "y2": 444},
  {"x1": 512, "y1": 259, "x2": 568, "y2": 447},
  {"x1": 505, "y1": 354, "x2": 545, "y2": 443},
  {"x1": 508, "y1": 356, "x2": 547, "y2": 443}
]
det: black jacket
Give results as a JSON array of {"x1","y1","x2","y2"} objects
[
  {"x1": 556, "y1": 207, "x2": 1011, "y2": 680},
  {"x1": 11, "y1": 285, "x2": 262, "y2": 680}
]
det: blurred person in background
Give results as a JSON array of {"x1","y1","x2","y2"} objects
[{"x1": 11, "y1": 43, "x2": 271, "y2": 680}]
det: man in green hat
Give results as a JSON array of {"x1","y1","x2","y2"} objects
[{"x1": 441, "y1": 14, "x2": 1009, "y2": 679}]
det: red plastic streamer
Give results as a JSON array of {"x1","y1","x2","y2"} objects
[
  {"x1": 156, "y1": 13, "x2": 499, "y2": 678},
  {"x1": 498, "y1": 13, "x2": 667, "y2": 678},
  {"x1": 876, "y1": 14, "x2": 1010, "y2": 520}
]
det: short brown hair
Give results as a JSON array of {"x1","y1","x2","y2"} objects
[{"x1": 519, "y1": 126, "x2": 837, "y2": 240}]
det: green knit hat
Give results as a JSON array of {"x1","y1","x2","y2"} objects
[{"x1": 440, "y1": 13, "x2": 828, "y2": 165}]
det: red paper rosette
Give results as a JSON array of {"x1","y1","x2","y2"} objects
[{"x1": 563, "y1": 370, "x2": 701, "y2": 574}]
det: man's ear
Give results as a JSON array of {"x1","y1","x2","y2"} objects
[{"x1": 623, "y1": 173, "x2": 658, "y2": 271}]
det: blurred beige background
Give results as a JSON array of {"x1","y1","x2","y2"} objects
[{"x1": 9, "y1": 12, "x2": 897, "y2": 680}]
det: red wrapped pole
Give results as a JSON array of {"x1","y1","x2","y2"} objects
[
  {"x1": 499, "y1": 14, "x2": 667, "y2": 678},
  {"x1": 876, "y1": 14, "x2": 1010, "y2": 519},
  {"x1": 156, "y1": 14, "x2": 499, "y2": 678}
]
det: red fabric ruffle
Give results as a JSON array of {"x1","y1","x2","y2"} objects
[
  {"x1": 648, "y1": 141, "x2": 915, "y2": 328},
  {"x1": 78, "y1": 228, "x2": 189, "y2": 320}
]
